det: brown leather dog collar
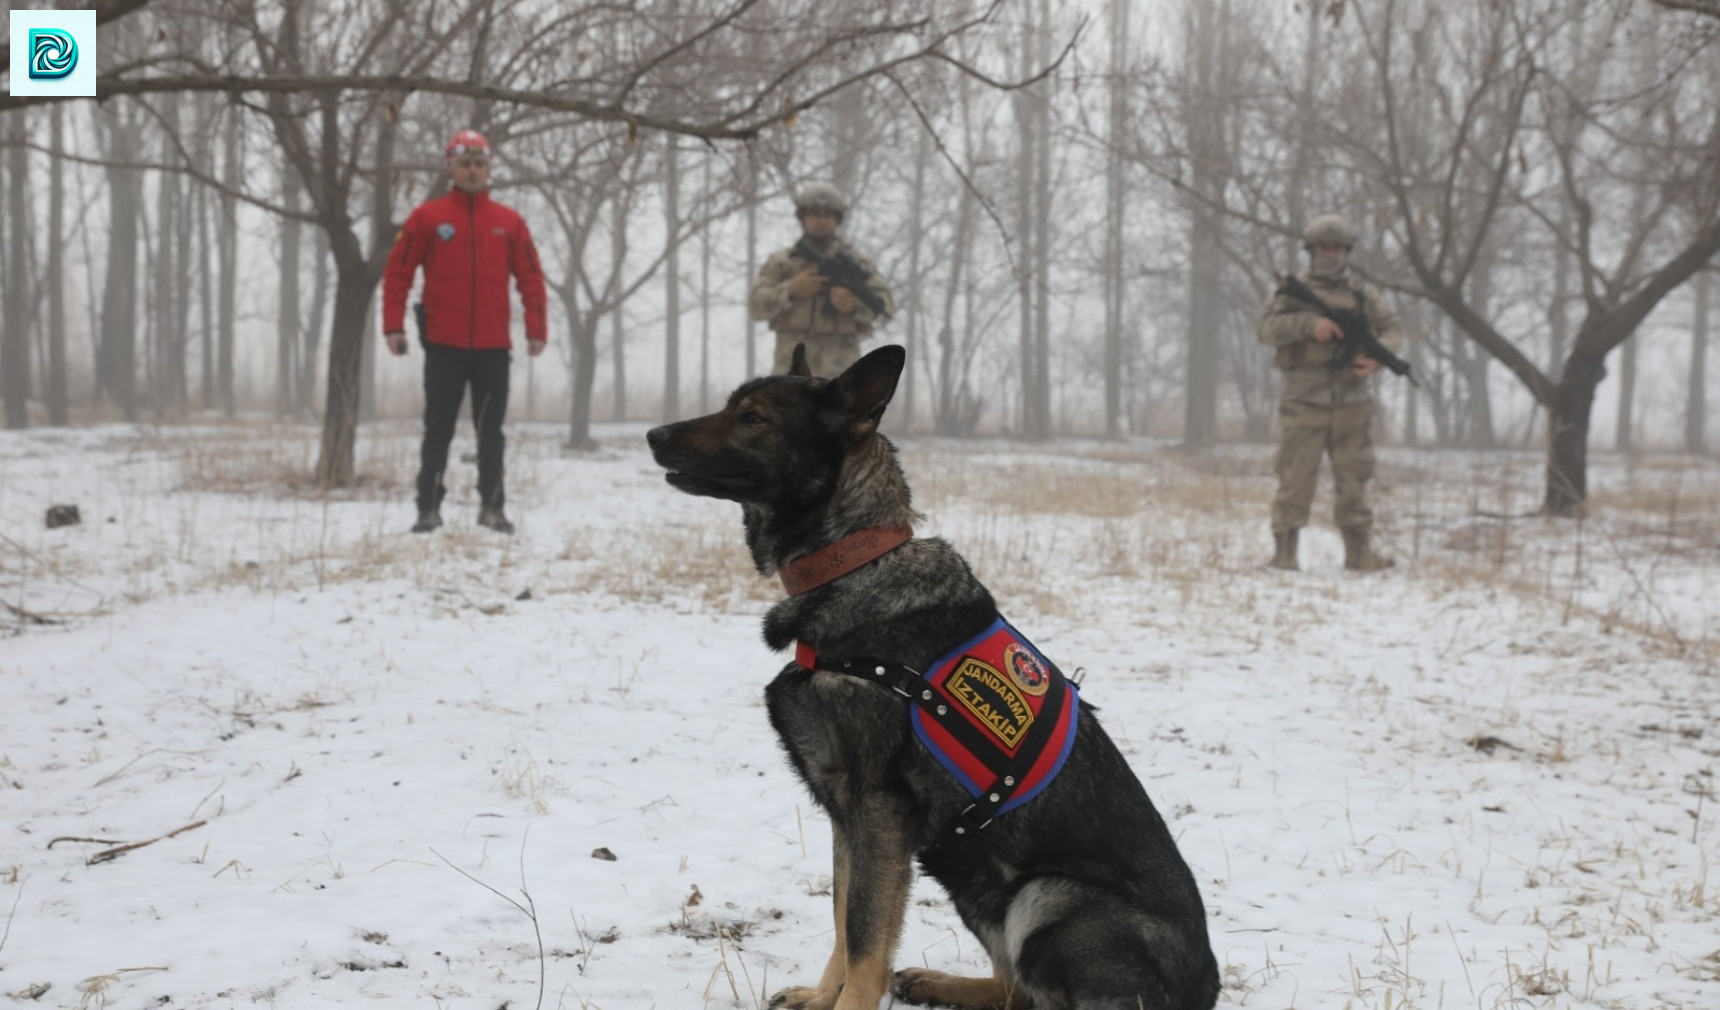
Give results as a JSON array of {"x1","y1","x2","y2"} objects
[{"x1": 777, "y1": 525, "x2": 913, "y2": 595}]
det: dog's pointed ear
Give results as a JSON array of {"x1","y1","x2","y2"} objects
[
  {"x1": 827, "y1": 345, "x2": 906, "y2": 436},
  {"x1": 788, "y1": 343, "x2": 813, "y2": 378}
]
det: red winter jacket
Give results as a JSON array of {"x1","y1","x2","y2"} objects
[{"x1": 381, "y1": 188, "x2": 548, "y2": 350}]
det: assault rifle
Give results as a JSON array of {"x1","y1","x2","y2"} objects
[
  {"x1": 793, "y1": 238, "x2": 890, "y2": 318},
  {"x1": 1277, "y1": 273, "x2": 1418, "y2": 386}
]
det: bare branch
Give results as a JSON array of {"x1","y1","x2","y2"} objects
[{"x1": 1647, "y1": 0, "x2": 1720, "y2": 18}]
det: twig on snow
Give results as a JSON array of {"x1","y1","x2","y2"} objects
[
  {"x1": 431, "y1": 828, "x2": 546, "y2": 1010},
  {"x1": 0, "y1": 876, "x2": 23, "y2": 955},
  {"x1": 87, "y1": 821, "x2": 207, "y2": 866}
]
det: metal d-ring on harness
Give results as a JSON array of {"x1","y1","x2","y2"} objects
[{"x1": 796, "y1": 649, "x2": 1073, "y2": 846}]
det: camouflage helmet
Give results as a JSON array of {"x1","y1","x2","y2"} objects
[
  {"x1": 1303, "y1": 214, "x2": 1356, "y2": 249},
  {"x1": 793, "y1": 183, "x2": 847, "y2": 219}
]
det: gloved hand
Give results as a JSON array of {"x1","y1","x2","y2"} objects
[
  {"x1": 787, "y1": 268, "x2": 826, "y2": 299},
  {"x1": 828, "y1": 286, "x2": 858, "y2": 313}
]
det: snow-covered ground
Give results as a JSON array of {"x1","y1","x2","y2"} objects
[{"x1": 2, "y1": 420, "x2": 1716, "y2": 1010}]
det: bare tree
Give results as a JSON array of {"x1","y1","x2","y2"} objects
[
  {"x1": 46, "y1": 105, "x2": 70, "y2": 425},
  {"x1": 278, "y1": 167, "x2": 303, "y2": 417},
  {"x1": 95, "y1": 101, "x2": 145, "y2": 420},
  {"x1": 1326, "y1": 0, "x2": 1720, "y2": 513},
  {"x1": 1011, "y1": 1, "x2": 1053, "y2": 439},
  {"x1": 663, "y1": 135, "x2": 683, "y2": 420},
  {"x1": 4, "y1": 112, "x2": 28, "y2": 429},
  {"x1": 1176, "y1": 0, "x2": 1236, "y2": 449},
  {"x1": 1690, "y1": 268, "x2": 1713, "y2": 452},
  {"x1": 151, "y1": 93, "x2": 185, "y2": 416},
  {"x1": 216, "y1": 96, "x2": 239, "y2": 417},
  {"x1": 1100, "y1": 0, "x2": 1129, "y2": 438}
]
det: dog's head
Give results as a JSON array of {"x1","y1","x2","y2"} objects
[{"x1": 646, "y1": 344, "x2": 906, "y2": 507}]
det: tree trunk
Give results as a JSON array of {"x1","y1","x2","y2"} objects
[
  {"x1": 1011, "y1": 7, "x2": 1034, "y2": 438},
  {"x1": 1180, "y1": 0, "x2": 1227, "y2": 449},
  {"x1": 611, "y1": 195, "x2": 628, "y2": 420},
  {"x1": 1103, "y1": 0, "x2": 1128, "y2": 438},
  {"x1": 311, "y1": 93, "x2": 396, "y2": 489},
  {"x1": 173, "y1": 142, "x2": 194, "y2": 409},
  {"x1": 152, "y1": 95, "x2": 181, "y2": 418},
  {"x1": 744, "y1": 158, "x2": 758, "y2": 380},
  {"x1": 358, "y1": 300, "x2": 377, "y2": 422},
  {"x1": 1461, "y1": 245, "x2": 1499, "y2": 448},
  {"x1": 197, "y1": 166, "x2": 215, "y2": 410},
  {"x1": 1182, "y1": 221, "x2": 1222, "y2": 448},
  {"x1": 1029, "y1": 0, "x2": 1053, "y2": 440},
  {"x1": 46, "y1": 105, "x2": 68, "y2": 425},
  {"x1": 1546, "y1": 349, "x2": 1606, "y2": 515},
  {"x1": 662, "y1": 138, "x2": 681, "y2": 420},
  {"x1": 316, "y1": 268, "x2": 372, "y2": 486},
  {"x1": 300, "y1": 228, "x2": 330, "y2": 417},
  {"x1": 4, "y1": 113, "x2": 29, "y2": 429},
  {"x1": 935, "y1": 154, "x2": 976, "y2": 437},
  {"x1": 279, "y1": 171, "x2": 303, "y2": 416},
  {"x1": 1549, "y1": 210, "x2": 1571, "y2": 372},
  {"x1": 100, "y1": 115, "x2": 142, "y2": 420},
  {"x1": 566, "y1": 294, "x2": 600, "y2": 451},
  {"x1": 218, "y1": 101, "x2": 239, "y2": 417},
  {"x1": 904, "y1": 125, "x2": 928, "y2": 430},
  {"x1": 1688, "y1": 269, "x2": 1710, "y2": 454},
  {"x1": 698, "y1": 157, "x2": 712, "y2": 415},
  {"x1": 1615, "y1": 332, "x2": 1637, "y2": 452}
]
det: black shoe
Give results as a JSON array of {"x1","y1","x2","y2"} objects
[
  {"x1": 477, "y1": 506, "x2": 515, "y2": 535},
  {"x1": 411, "y1": 509, "x2": 442, "y2": 533}
]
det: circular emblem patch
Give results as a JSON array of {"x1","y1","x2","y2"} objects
[
  {"x1": 1003, "y1": 643, "x2": 1050, "y2": 696},
  {"x1": 436, "y1": 222, "x2": 457, "y2": 241}
]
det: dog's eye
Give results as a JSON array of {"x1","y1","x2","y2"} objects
[{"x1": 738, "y1": 410, "x2": 769, "y2": 425}]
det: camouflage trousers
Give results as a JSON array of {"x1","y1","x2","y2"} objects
[
  {"x1": 1271, "y1": 399, "x2": 1377, "y2": 534},
  {"x1": 771, "y1": 332, "x2": 862, "y2": 377}
]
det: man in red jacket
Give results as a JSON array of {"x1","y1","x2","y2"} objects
[{"x1": 382, "y1": 129, "x2": 548, "y2": 535}]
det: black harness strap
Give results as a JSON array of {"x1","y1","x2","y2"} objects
[{"x1": 949, "y1": 665, "x2": 1068, "y2": 835}]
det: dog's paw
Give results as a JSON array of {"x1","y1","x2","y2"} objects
[
  {"x1": 768, "y1": 985, "x2": 836, "y2": 1010},
  {"x1": 892, "y1": 968, "x2": 1015, "y2": 1010},
  {"x1": 891, "y1": 968, "x2": 949, "y2": 1006}
]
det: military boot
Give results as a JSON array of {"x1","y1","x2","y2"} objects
[
  {"x1": 477, "y1": 506, "x2": 515, "y2": 535},
  {"x1": 1267, "y1": 529, "x2": 1300, "y2": 571},
  {"x1": 1343, "y1": 528, "x2": 1394, "y2": 572},
  {"x1": 411, "y1": 509, "x2": 442, "y2": 534}
]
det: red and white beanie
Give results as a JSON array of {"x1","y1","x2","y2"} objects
[{"x1": 445, "y1": 129, "x2": 491, "y2": 159}]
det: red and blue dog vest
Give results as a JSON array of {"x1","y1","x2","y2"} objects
[
  {"x1": 796, "y1": 616, "x2": 1079, "y2": 829},
  {"x1": 912, "y1": 617, "x2": 1078, "y2": 814}
]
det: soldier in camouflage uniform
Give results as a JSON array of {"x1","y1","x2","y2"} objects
[
  {"x1": 749, "y1": 184, "x2": 894, "y2": 376},
  {"x1": 1259, "y1": 214, "x2": 1404, "y2": 572}
]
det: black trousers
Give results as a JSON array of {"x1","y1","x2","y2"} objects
[{"x1": 417, "y1": 342, "x2": 511, "y2": 513}]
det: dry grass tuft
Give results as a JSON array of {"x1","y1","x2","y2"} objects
[{"x1": 174, "y1": 425, "x2": 411, "y2": 498}]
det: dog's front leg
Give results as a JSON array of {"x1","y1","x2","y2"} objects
[
  {"x1": 829, "y1": 802, "x2": 914, "y2": 1010},
  {"x1": 769, "y1": 806, "x2": 913, "y2": 1010},
  {"x1": 770, "y1": 825, "x2": 851, "y2": 1010}
]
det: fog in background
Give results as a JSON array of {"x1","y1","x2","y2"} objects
[{"x1": 1, "y1": 0, "x2": 1718, "y2": 512}]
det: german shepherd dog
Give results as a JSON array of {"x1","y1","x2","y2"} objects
[{"x1": 647, "y1": 345, "x2": 1219, "y2": 1010}]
